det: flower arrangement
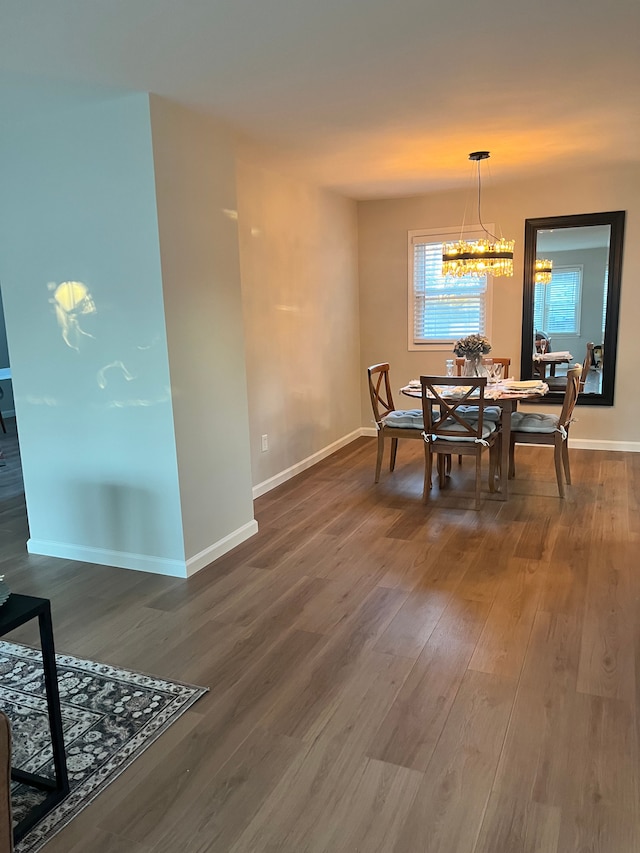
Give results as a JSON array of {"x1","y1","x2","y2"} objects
[{"x1": 453, "y1": 334, "x2": 492, "y2": 358}]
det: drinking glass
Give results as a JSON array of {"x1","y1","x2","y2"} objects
[
  {"x1": 445, "y1": 359, "x2": 455, "y2": 377},
  {"x1": 482, "y1": 357, "x2": 494, "y2": 382}
]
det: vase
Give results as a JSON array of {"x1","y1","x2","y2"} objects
[{"x1": 462, "y1": 355, "x2": 483, "y2": 377}]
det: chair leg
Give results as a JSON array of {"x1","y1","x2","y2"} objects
[
  {"x1": 508, "y1": 437, "x2": 516, "y2": 479},
  {"x1": 488, "y1": 444, "x2": 497, "y2": 494},
  {"x1": 374, "y1": 432, "x2": 385, "y2": 483},
  {"x1": 562, "y1": 440, "x2": 572, "y2": 485},
  {"x1": 390, "y1": 437, "x2": 399, "y2": 472},
  {"x1": 0, "y1": 411, "x2": 5, "y2": 434},
  {"x1": 445, "y1": 454, "x2": 452, "y2": 474},
  {"x1": 422, "y1": 443, "x2": 432, "y2": 501},
  {"x1": 554, "y1": 438, "x2": 565, "y2": 498},
  {"x1": 475, "y1": 453, "x2": 482, "y2": 510},
  {"x1": 437, "y1": 454, "x2": 447, "y2": 489}
]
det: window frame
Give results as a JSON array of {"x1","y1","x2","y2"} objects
[{"x1": 408, "y1": 226, "x2": 494, "y2": 352}]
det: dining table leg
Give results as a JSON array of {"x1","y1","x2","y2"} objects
[{"x1": 498, "y1": 400, "x2": 514, "y2": 500}]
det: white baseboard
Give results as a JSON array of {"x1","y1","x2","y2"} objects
[
  {"x1": 27, "y1": 538, "x2": 190, "y2": 577},
  {"x1": 27, "y1": 518, "x2": 260, "y2": 578},
  {"x1": 569, "y1": 438, "x2": 640, "y2": 452},
  {"x1": 185, "y1": 519, "x2": 259, "y2": 576},
  {"x1": 254, "y1": 425, "x2": 640, "y2": 503},
  {"x1": 362, "y1": 426, "x2": 640, "y2": 452},
  {"x1": 252, "y1": 429, "x2": 364, "y2": 499}
]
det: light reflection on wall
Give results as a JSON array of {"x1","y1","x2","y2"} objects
[
  {"x1": 43, "y1": 280, "x2": 172, "y2": 410},
  {"x1": 107, "y1": 387, "x2": 172, "y2": 408},
  {"x1": 97, "y1": 360, "x2": 134, "y2": 389},
  {"x1": 49, "y1": 280, "x2": 96, "y2": 351},
  {"x1": 25, "y1": 395, "x2": 59, "y2": 407}
]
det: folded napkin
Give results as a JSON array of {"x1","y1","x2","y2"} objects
[
  {"x1": 502, "y1": 379, "x2": 542, "y2": 388},
  {"x1": 500, "y1": 380, "x2": 547, "y2": 396}
]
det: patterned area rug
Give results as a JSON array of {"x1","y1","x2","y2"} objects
[{"x1": 0, "y1": 641, "x2": 207, "y2": 853}]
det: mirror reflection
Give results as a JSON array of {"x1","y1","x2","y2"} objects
[
  {"x1": 533, "y1": 224, "x2": 610, "y2": 396},
  {"x1": 521, "y1": 211, "x2": 625, "y2": 407}
]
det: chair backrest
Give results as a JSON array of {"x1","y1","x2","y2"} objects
[
  {"x1": 535, "y1": 332, "x2": 552, "y2": 352},
  {"x1": 455, "y1": 356, "x2": 511, "y2": 379},
  {"x1": 420, "y1": 376, "x2": 487, "y2": 440},
  {"x1": 579, "y1": 342, "x2": 594, "y2": 391},
  {"x1": 559, "y1": 365, "x2": 582, "y2": 428},
  {"x1": 367, "y1": 363, "x2": 395, "y2": 424}
]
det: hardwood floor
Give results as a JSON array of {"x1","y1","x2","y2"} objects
[{"x1": 1, "y1": 428, "x2": 639, "y2": 852}]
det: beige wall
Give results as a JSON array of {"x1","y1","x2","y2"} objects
[
  {"x1": 150, "y1": 96, "x2": 256, "y2": 565},
  {"x1": 358, "y1": 162, "x2": 640, "y2": 444},
  {"x1": 236, "y1": 161, "x2": 361, "y2": 487}
]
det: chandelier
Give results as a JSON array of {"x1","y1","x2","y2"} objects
[
  {"x1": 442, "y1": 151, "x2": 514, "y2": 278},
  {"x1": 534, "y1": 258, "x2": 553, "y2": 284}
]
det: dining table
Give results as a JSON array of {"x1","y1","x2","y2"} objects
[
  {"x1": 401, "y1": 379, "x2": 549, "y2": 500},
  {"x1": 533, "y1": 350, "x2": 572, "y2": 378}
]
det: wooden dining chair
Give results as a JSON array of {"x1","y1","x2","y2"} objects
[
  {"x1": 546, "y1": 343, "x2": 593, "y2": 393},
  {"x1": 367, "y1": 363, "x2": 424, "y2": 483},
  {"x1": 508, "y1": 364, "x2": 581, "y2": 497},
  {"x1": 454, "y1": 357, "x2": 509, "y2": 466},
  {"x1": 420, "y1": 376, "x2": 501, "y2": 510}
]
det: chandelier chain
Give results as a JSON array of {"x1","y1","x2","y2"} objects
[{"x1": 476, "y1": 161, "x2": 499, "y2": 243}]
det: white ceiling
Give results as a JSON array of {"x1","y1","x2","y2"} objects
[
  {"x1": 1, "y1": 0, "x2": 639, "y2": 199},
  {"x1": 537, "y1": 225, "x2": 612, "y2": 252}
]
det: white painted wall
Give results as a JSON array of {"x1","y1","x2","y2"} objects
[
  {"x1": 236, "y1": 160, "x2": 361, "y2": 492},
  {"x1": 149, "y1": 97, "x2": 256, "y2": 569},
  {"x1": 358, "y1": 162, "x2": 640, "y2": 445},
  {"x1": 0, "y1": 93, "x2": 186, "y2": 573}
]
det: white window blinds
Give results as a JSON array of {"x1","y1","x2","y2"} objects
[
  {"x1": 412, "y1": 238, "x2": 488, "y2": 345},
  {"x1": 533, "y1": 266, "x2": 581, "y2": 335}
]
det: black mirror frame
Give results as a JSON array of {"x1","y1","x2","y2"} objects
[{"x1": 520, "y1": 210, "x2": 625, "y2": 407}]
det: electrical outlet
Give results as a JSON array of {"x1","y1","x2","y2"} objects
[{"x1": 261, "y1": 434, "x2": 269, "y2": 452}]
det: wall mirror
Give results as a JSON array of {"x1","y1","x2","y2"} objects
[{"x1": 520, "y1": 210, "x2": 625, "y2": 406}]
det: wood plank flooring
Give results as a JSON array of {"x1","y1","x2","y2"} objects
[{"x1": 1, "y1": 423, "x2": 639, "y2": 852}]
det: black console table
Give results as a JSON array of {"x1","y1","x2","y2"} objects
[{"x1": 0, "y1": 594, "x2": 69, "y2": 844}]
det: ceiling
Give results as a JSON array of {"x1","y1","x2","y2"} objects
[
  {"x1": 1, "y1": 0, "x2": 639, "y2": 199},
  {"x1": 537, "y1": 225, "x2": 612, "y2": 252}
]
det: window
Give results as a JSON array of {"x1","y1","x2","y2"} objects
[
  {"x1": 533, "y1": 265, "x2": 582, "y2": 336},
  {"x1": 408, "y1": 228, "x2": 492, "y2": 351}
]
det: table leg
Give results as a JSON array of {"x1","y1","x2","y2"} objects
[
  {"x1": 38, "y1": 604, "x2": 69, "y2": 797},
  {"x1": 498, "y1": 402, "x2": 513, "y2": 500},
  {"x1": 12, "y1": 604, "x2": 70, "y2": 844}
]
